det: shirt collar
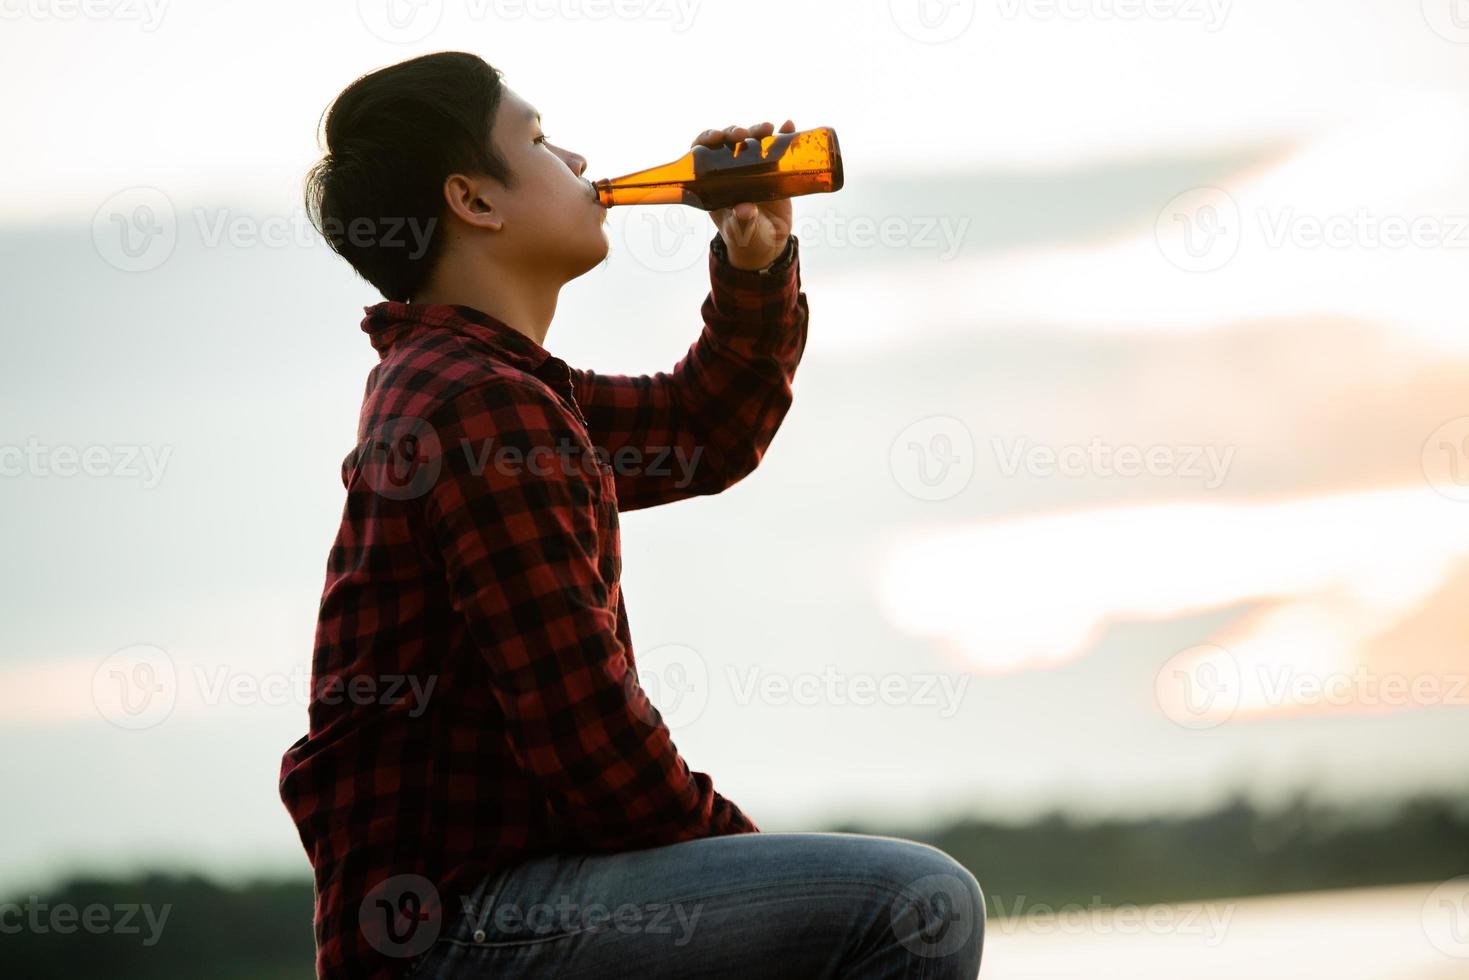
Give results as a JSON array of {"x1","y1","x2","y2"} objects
[
  {"x1": 360, "y1": 301, "x2": 553, "y2": 373},
  {"x1": 359, "y1": 301, "x2": 582, "y2": 420}
]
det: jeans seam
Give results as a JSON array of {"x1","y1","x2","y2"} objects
[
  {"x1": 432, "y1": 923, "x2": 592, "y2": 950},
  {"x1": 438, "y1": 877, "x2": 903, "y2": 954},
  {"x1": 649, "y1": 873, "x2": 928, "y2": 910}
]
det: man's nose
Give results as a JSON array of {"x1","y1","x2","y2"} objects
[{"x1": 563, "y1": 150, "x2": 587, "y2": 177}]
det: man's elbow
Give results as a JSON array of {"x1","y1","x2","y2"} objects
[{"x1": 692, "y1": 407, "x2": 794, "y2": 494}]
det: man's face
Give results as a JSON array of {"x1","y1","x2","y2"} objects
[{"x1": 483, "y1": 86, "x2": 608, "y2": 280}]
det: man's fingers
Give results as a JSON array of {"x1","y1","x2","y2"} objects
[
  {"x1": 693, "y1": 119, "x2": 793, "y2": 147},
  {"x1": 692, "y1": 127, "x2": 735, "y2": 147}
]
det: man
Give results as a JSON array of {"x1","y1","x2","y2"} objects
[{"x1": 279, "y1": 50, "x2": 984, "y2": 980}]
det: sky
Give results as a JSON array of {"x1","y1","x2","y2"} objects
[{"x1": 3, "y1": 0, "x2": 1469, "y2": 892}]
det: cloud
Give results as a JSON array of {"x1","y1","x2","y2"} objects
[
  {"x1": 873, "y1": 488, "x2": 1469, "y2": 698},
  {"x1": 812, "y1": 93, "x2": 1469, "y2": 357}
]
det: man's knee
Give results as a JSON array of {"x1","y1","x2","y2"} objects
[{"x1": 866, "y1": 838, "x2": 986, "y2": 977}]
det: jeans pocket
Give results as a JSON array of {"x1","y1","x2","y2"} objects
[
  {"x1": 472, "y1": 854, "x2": 591, "y2": 948},
  {"x1": 396, "y1": 864, "x2": 521, "y2": 978}
]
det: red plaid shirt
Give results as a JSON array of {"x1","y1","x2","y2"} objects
[{"x1": 279, "y1": 233, "x2": 806, "y2": 980}]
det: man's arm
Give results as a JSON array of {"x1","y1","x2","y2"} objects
[
  {"x1": 570, "y1": 232, "x2": 808, "y2": 512},
  {"x1": 421, "y1": 381, "x2": 759, "y2": 851}
]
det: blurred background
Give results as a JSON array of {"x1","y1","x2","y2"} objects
[{"x1": 3, "y1": 0, "x2": 1468, "y2": 977}]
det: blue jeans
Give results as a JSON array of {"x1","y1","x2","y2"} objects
[{"x1": 401, "y1": 831, "x2": 986, "y2": 979}]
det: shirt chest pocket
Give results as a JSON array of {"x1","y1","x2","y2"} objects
[{"x1": 593, "y1": 461, "x2": 622, "y2": 602}]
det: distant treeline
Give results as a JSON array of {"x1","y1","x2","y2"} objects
[
  {"x1": 4, "y1": 791, "x2": 1466, "y2": 979},
  {"x1": 847, "y1": 790, "x2": 1469, "y2": 910}
]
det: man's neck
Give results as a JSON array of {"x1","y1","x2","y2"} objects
[{"x1": 413, "y1": 260, "x2": 561, "y2": 348}]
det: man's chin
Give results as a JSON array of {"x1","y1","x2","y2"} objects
[{"x1": 567, "y1": 234, "x2": 612, "y2": 279}]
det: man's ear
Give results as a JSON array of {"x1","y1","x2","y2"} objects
[{"x1": 442, "y1": 173, "x2": 504, "y2": 232}]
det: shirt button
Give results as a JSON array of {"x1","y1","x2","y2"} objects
[{"x1": 472, "y1": 929, "x2": 486, "y2": 943}]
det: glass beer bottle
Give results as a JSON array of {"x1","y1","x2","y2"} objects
[{"x1": 590, "y1": 125, "x2": 844, "y2": 210}]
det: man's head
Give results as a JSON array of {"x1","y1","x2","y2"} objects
[{"x1": 305, "y1": 51, "x2": 608, "y2": 303}]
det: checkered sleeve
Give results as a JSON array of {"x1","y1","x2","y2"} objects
[
  {"x1": 569, "y1": 233, "x2": 807, "y2": 512},
  {"x1": 421, "y1": 380, "x2": 760, "y2": 850}
]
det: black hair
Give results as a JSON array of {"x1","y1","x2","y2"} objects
[{"x1": 304, "y1": 51, "x2": 514, "y2": 302}]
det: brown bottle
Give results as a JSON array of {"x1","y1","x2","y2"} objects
[{"x1": 590, "y1": 125, "x2": 844, "y2": 210}]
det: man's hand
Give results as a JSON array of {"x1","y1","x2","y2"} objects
[{"x1": 691, "y1": 119, "x2": 797, "y2": 271}]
